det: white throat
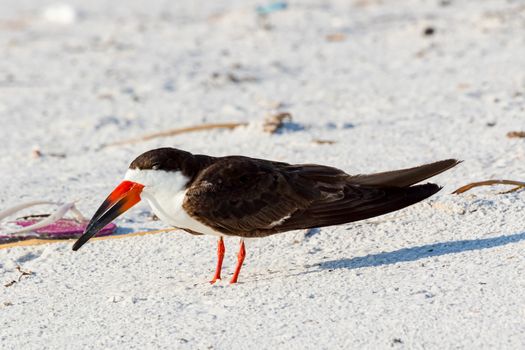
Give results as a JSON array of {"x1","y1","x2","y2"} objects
[{"x1": 124, "y1": 168, "x2": 223, "y2": 236}]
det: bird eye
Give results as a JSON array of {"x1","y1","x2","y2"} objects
[{"x1": 152, "y1": 163, "x2": 160, "y2": 170}]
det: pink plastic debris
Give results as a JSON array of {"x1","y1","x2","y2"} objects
[{"x1": 0, "y1": 218, "x2": 116, "y2": 243}]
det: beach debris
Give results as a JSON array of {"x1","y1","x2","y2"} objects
[
  {"x1": 392, "y1": 338, "x2": 403, "y2": 345},
  {"x1": 31, "y1": 147, "x2": 66, "y2": 159},
  {"x1": 103, "y1": 122, "x2": 248, "y2": 147},
  {"x1": 0, "y1": 201, "x2": 69, "y2": 223},
  {"x1": 256, "y1": 2, "x2": 288, "y2": 16},
  {"x1": 226, "y1": 72, "x2": 258, "y2": 84},
  {"x1": 312, "y1": 139, "x2": 337, "y2": 145},
  {"x1": 0, "y1": 201, "x2": 86, "y2": 235},
  {"x1": 3, "y1": 266, "x2": 32, "y2": 287},
  {"x1": 453, "y1": 180, "x2": 525, "y2": 195},
  {"x1": 507, "y1": 131, "x2": 525, "y2": 138},
  {"x1": 0, "y1": 201, "x2": 116, "y2": 244},
  {"x1": 423, "y1": 26, "x2": 435, "y2": 36},
  {"x1": 32, "y1": 148, "x2": 42, "y2": 158},
  {"x1": 263, "y1": 112, "x2": 293, "y2": 133},
  {"x1": 4, "y1": 280, "x2": 16, "y2": 287},
  {"x1": 16, "y1": 266, "x2": 32, "y2": 281},
  {"x1": 326, "y1": 33, "x2": 347, "y2": 42},
  {"x1": 103, "y1": 113, "x2": 305, "y2": 148},
  {"x1": 0, "y1": 228, "x2": 174, "y2": 250},
  {"x1": 256, "y1": 2, "x2": 288, "y2": 30},
  {"x1": 263, "y1": 112, "x2": 304, "y2": 134},
  {"x1": 210, "y1": 64, "x2": 259, "y2": 85}
]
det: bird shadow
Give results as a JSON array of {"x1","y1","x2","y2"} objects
[{"x1": 316, "y1": 231, "x2": 525, "y2": 271}]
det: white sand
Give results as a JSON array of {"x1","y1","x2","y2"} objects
[{"x1": 1, "y1": 0, "x2": 525, "y2": 348}]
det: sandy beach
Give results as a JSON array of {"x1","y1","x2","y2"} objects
[{"x1": 1, "y1": 0, "x2": 525, "y2": 348}]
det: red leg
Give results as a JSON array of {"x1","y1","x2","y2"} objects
[
  {"x1": 230, "y1": 239, "x2": 246, "y2": 284},
  {"x1": 210, "y1": 237, "x2": 225, "y2": 284}
]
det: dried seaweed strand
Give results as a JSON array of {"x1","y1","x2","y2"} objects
[
  {"x1": 453, "y1": 180, "x2": 525, "y2": 194},
  {"x1": 507, "y1": 131, "x2": 525, "y2": 138},
  {"x1": 104, "y1": 122, "x2": 248, "y2": 147},
  {"x1": 0, "y1": 228, "x2": 175, "y2": 250},
  {"x1": 16, "y1": 266, "x2": 32, "y2": 281}
]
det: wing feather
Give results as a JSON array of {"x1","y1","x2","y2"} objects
[
  {"x1": 183, "y1": 157, "x2": 316, "y2": 236},
  {"x1": 183, "y1": 157, "x2": 457, "y2": 237}
]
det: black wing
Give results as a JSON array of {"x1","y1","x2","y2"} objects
[
  {"x1": 183, "y1": 157, "x2": 318, "y2": 236},
  {"x1": 183, "y1": 157, "x2": 459, "y2": 237}
]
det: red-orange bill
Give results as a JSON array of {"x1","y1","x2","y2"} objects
[{"x1": 72, "y1": 181, "x2": 143, "y2": 251}]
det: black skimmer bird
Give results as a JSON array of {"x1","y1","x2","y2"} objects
[{"x1": 73, "y1": 148, "x2": 459, "y2": 283}]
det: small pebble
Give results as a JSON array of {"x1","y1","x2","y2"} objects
[{"x1": 423, "y1": 27, "x2": 435, "y2": 36}]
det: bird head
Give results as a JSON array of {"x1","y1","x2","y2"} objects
[{"x1": 72, "y1": 148, "x2": 194, "y2": 251}]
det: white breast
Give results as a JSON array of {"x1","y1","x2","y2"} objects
[{"x1": 125, "y1": 168, "x2": 224, "y2": 236}]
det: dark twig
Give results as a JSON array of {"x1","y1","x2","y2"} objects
[
  {"x1": 103, "y1": 122, "x2": 248, "y2": 147},
  {"x1": 16, "y1": 266, "x2": 32, "y2": 281},
  {"x1": 453, "y1": 180, "x2": 525, "y2": 194}
]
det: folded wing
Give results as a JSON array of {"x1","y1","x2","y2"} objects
[{"x1": 184, "y1": 158, "x2": 459, "y2": 237}]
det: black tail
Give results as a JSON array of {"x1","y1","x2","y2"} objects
[
  {"x1": 272, "y1": 159, "x2": 459, "y2": 232},
  {"x1": 277, "y1": 183, "x2": 441, "y2": 231},
  {"x1": 348, "y1": 159, "x2": 460, "y2": 188}
]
